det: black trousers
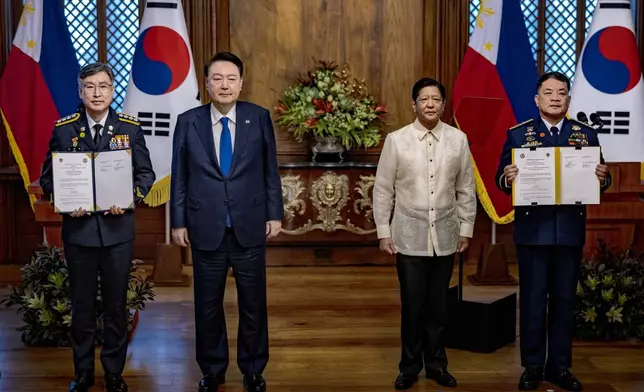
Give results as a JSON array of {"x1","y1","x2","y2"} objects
[
  {"x1": 192, "y1": 228, "x2": 268, "y2": 377},
  {"x1": 396, "y1": 252, "x2": 455, "y2": 375},
  {"x1": 516, "y1": 245, "x2": 582, "y2": 371},
  {"x1": 64, "y1": 241, "x2": 133, "y2": 376}
]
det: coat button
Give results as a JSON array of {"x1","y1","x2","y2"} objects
[{"x1": 224, "y1": 200, "x2": 228, "y2": 205}]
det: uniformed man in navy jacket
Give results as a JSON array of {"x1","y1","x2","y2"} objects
[{"x1": 496, "y1": 71, "x2": 611, "y2": 391}]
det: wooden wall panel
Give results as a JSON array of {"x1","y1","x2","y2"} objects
[{"x1": 229, "y1": 0, "x2": 427, "y2": 158}]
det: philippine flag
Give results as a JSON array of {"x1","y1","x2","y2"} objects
[
  {"x1": 569, "y1": 0, "x2": 644, "y2": 165},
  {"x1": 453, "y1": 0, "x2": 538, "y2": 224},
  {"x1": 123, "y1": 0, "x2": 200, "y2": 207},
  {"x1": 0, "y1": 0, "x2": 80, "y2": 206}
]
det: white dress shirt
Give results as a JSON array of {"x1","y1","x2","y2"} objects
[
  {"x1": 211, "y1": 103, "x2": 236, "y2": 164},
  {"x1": 541, "y1": 117, "x2": 564, "y2": 135},
  {"x1": 373, "y1": 119, "x2": 477, "y2": 257},
  {"x1": 87, "y1": 111, "x2": 108, "y2": 139}
]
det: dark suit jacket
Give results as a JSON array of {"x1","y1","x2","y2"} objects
[
  {"x1": 170, "y1": 101, "x2": 284, "y2": 250},
  {"x1": 40, "y1": 108, "x2": 155, "y2": 247},
  {"x1": 495, "y1": 117, "x2": 611, "y2": 247}
]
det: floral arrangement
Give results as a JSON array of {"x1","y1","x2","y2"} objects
[
  {"x1": 574, "y1": 240, "x2": 644, "y2": 341},
  {"x1": 274, "y1": 60, "x2": 387, "y2": 149}
]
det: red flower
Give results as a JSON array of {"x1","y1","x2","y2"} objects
[
  {"x1": 274, "y1": 103, "x2": 287, "y2": 114},
  {"x1": 305, "y1": 117, "x2": 318, "y2": 127},
  {"x1": 313, "y1": 97, "x2": 334, "y2": 113}
]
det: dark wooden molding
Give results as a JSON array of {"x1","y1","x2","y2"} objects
[
  {"x1": 576, "y1": 0, "x2": 587, "y2": 59},
  {"x1": 97, "y1": 0, "x2": 107, "y2": 63},
  {"x1": 537, "y1": 0, "x2": 546, "y2": 73}
]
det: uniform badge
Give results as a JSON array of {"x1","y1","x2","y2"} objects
[
  {"x1": 568, "y1": 131, "x2": 589, "y2": 146},
  {"x1": 526, "y1": 136, "x2": 535, "y2": 141},
  {"x1": 521, "y1": 140, "x2": 543, "y2": 148},
  {"x1": 110, "y1": 134, "x2": 131, "y2": 150},
  {"x1": 572, "y1": 125, "x2": 581, "y2": 131},
  {"x1": 539, "y1": 132, "x2": 545, "y2": 137},
  {"x1": 72, "y1": 137, "x2": 78, "y2": 148}
]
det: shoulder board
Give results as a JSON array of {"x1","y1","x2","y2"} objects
[
  {"x1": 117, "y1": 112, "x2": 140, "y2": 125},
  {"x1": 509, "y1": 119, "x2": 534, "y2": 130},
  {"x1": 568, "y1": 118, "x2": 592, "y2": 129},
  {"x1": 54, "y1": 112, "x2": 80, "y2": 127}
]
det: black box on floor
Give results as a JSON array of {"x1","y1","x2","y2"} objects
[{"x1": 444, "y1": 254, "x2": 518, "y2": 354}]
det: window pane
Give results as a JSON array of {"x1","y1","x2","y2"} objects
[
  {"x1": 64, "y1": 0, "x2": 98, "y2": 67},
  {"x1": 469, "y1": 0, "x2": 481, "y2": 34},
  {"x1": 545, "y1": 0, "x2": 577, "y2": 80},
  {"x1": 585, "y1": 0, "x2": 598, "y2": 38},
  {"x1": 520, "y1": 0, "x2": 539, "y2": 63},
  {"x1": 107, "y1": 0, "x2": 139, "y2": 111}
]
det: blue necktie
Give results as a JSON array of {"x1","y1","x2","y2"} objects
[{"x1": 219, "y1": 117, "x2": 232, "y2": 227}]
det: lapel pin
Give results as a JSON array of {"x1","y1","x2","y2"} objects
[{"x1": 108, "y1": 125, "x2": 113, "y2": 131}]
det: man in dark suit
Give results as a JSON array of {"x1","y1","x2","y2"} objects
[
  {"x1": 40, "y1": 62, "x2": 155, "y2": 392},
  {"x1": 170, "y1": 51, "x2": 283, "y2": 392},
  {"x1": 496, "y1": 72, "x2": 611, "y2": 391}
]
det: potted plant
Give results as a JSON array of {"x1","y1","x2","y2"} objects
[
  {"x1": 0, "y1": 244, "x2": 156, "y2": 346},
  {"x1": 574, "y1": 239, "x2": 644, "y2": 342},
  {"x1": 274, "y1": 60, "x2": 387, "y2": 162}
]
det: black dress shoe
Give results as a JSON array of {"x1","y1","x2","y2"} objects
[
  {"x1": 243, "y1": 374, "x2": 266, "y2": 392},
  {"x1": 198, "y1": 374, "x2": 226, "y2": 392},
  {"x1": 105, "y1": 374, "x2": 128, "y2": 392},
  {"x1": 545, "y1": 369, "x2": 583, "y2": 391},
  {"x1": 394, "y1": 373, "x2": 418, "y2": 390},
  {"x1": 426, "y1": 368, "x2": 457, "y2": 387},
  {"x1": 68, "y1": 372, "x2": 94, "y2": 392},
  {"x1": 518, "y1": 367, "x2": 543, "y2": 390}
]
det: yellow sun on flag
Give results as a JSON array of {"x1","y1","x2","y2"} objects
[
  {"x1": 475, "y1": 0, "x2": 495, "y2": 28},
  {"x1": 19, "y1": 2, "x2": 35, "y2": 26}
]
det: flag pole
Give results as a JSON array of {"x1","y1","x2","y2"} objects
[
  {"x1": 165, "y1": 202, "x2": 170, "y2": 245},
  {"x1": 491, "y1": 221, "x2": 496, "y2": 245}
]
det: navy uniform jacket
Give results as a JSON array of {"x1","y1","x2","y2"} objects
[
  {"x1": 40, "y1": 108, "x2": 155, "y2": 247},
  {"x1": 170, "y1": 101, "x2": 284, "y2": 251},
  {"x1": 495, "y1": 117, "x2": 611, "y2": 247}
]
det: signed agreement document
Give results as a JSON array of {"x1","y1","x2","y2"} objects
[
  {"x1": 512, "y1": 147, "x2": 556, "y2": 206},
  {"x1": 558, "y1": 146, "x2": 600, "y2": 205},
  {"x1": 94, "y1": 149, "x2": 134, "y2": 211},
  {"x1": 52, "y1": 152, "x2": 95, "y2": 213},
  {"x1": 52, "y1": 149, "x2": 134, "y2": 213}
]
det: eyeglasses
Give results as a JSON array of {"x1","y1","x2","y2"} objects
[{"x1": 83, "y1": 83, "x2": 113, "y2": 94}]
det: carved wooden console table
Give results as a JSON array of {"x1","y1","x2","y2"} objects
[{"x1": 267, "y1": 162, "x2": 390, "y2": 265}]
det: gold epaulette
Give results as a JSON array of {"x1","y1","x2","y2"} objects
[
  {"x1": 54, "y1": 112, "x2": 80, "y2": 127},
  {"x1": 117, "y1": 112, "x2": 140, "y2": 126},
  {"x1": 509, "y1": 119, "x2": 534, "y2": 130},
  {"x1": 568, "y1": 118, "x2": 592, "y2": 129}
]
